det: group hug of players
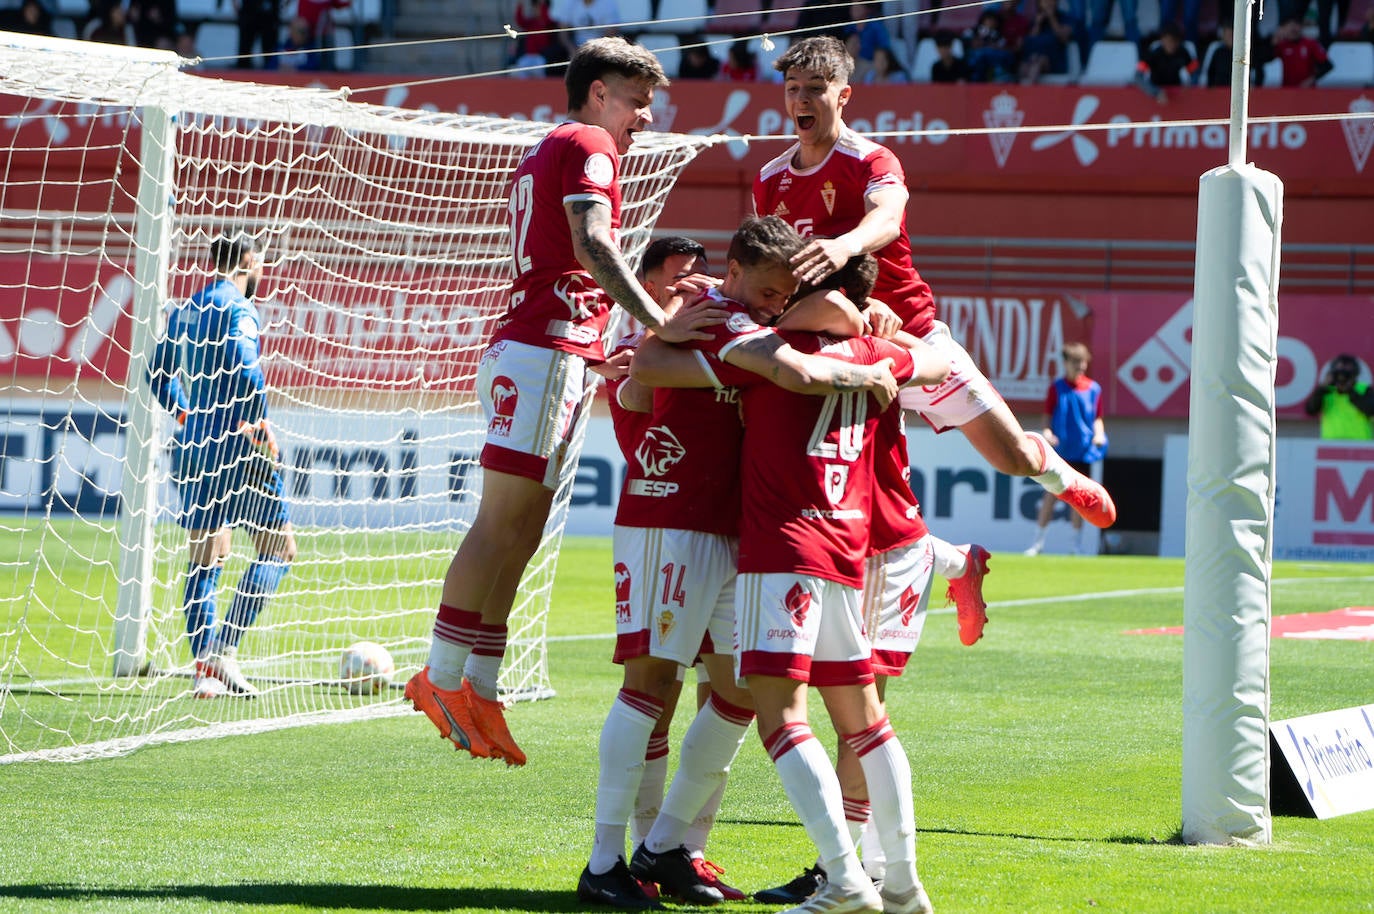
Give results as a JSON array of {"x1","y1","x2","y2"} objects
[{"x1": 400, "y1": 33, "x2": 1117, "y2": 914}]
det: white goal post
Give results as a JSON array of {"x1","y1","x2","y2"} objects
[{"x1": 0, "y1": 32, "x2": 708, "y2": 762}]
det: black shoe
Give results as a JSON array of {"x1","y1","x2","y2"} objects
[
  {"x1": 578, "y1": 859, "x2": 665, "y2": 910},
  {"x1": 629, "y1": 844, "x2": 725, "y2": 906},
  {"x1": 754, "y1": 864, "x2": 827, "y2": 905}
]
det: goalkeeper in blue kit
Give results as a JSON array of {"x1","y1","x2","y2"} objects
[{"x1": 148, "y1": 231, "x2": 296, "y2": 698}]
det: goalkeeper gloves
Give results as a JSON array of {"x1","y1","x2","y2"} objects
[{"x1": 237, "y1": 419, "x2": 281, "y2": 491}]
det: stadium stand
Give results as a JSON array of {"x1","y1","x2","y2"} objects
[
  {"x1": 747, "y1": 33, "x2": 791, "y2": 81},
  {"x1": 637, "y1": 32, "x2": 682, "y2": 77},
  {"x1": 618, "y1": 0, "x2": 654, "y2": 32},
  {"x1": 707, "y1": 0, "x2": 764, "y2": 34},
  {"x1": 1321, "y1": 42, "x2": 1374, "y2": 88},
  {"x1": 1038, "y1": 42, "x2": 1082, "y2": 85},
  {"x1": 1078, "y1": 39, "x2": 1140, "y2": 86},
  {"x1": 195, "y1": 21, "x2": 242, "y2": 66},
  {"x1": 909, "y1": 35, "x2": 962, "y2": 83},
  {"x1": 659, "y1": 0, "x2": 708, "y2": 33}
]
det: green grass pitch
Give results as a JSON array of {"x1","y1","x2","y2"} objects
[{"x1": 1, "y1": 538, "x2": 1371, "y2": 914}]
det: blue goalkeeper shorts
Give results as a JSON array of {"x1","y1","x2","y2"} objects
[{"x1": 170, "y1": 436, "x2": 290, "y2": 532}]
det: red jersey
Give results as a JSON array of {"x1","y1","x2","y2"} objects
[
  {"x1": 606, "y1": 332, "x2": 653, "y2": 458},
  {"x1": 1276, "y1": 36, "x2": 1329, "y2": 87},
  {"x1": 729, "y1": 331, "x2": 916, "y2": 587},
  {"x1": 869, "y1": 407, "x2": 929, "y2": 555},
  {"x1": 753, "y1": 127, "x2": 936, "y2": 338},
  {"x1": 611, "y1": 330, "x2": 744, "y2": 536},
  {"x1": 491, "y1": 121, "x2": 622, "y2": 361}
]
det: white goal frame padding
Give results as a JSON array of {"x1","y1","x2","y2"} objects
[{"x1": 1181, "y1": 161, "x2": 1283, "y2": 845}]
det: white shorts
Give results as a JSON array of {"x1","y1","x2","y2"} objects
[
  {"x1": 612, "y1": 525, "x2": 738, "y2": 667},
  {"x1": 898, "y1": 321, "x2": 1006, "y2": 433},
  {"x1": 735, "y1": 572, "x2": 873, "y2": 687},
  {"x1": 477, "y1": 339, "x2": 587, "y2": 489},
  {"x1": 863, "y1": 536, "x2": 935, "y2": 677}
]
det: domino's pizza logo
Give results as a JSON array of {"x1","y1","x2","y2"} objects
[
  {"x1": 489, "y1": 375, "x2": 518, "y2": 436},
  {"x1": 1117, "y1": 301, "x2": 1192, "y2": 411}
]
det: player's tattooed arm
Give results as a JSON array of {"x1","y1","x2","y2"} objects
[
  {"x1": 726, "y1": 333, "x2": 898, "y2": 406},
  {"x1": 569, "y1": 200, "x2": 722, "y2": 343}
]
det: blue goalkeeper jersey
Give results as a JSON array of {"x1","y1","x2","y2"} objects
[{"x1": 148, "y1": 279, "x2": 269, "y2": 445}]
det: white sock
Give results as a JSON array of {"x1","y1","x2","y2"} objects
[
  {"x1": 647, "y1": 694, "x2": 752, "y2": 853},
  {"x1": 463, "y1": 653, "x2": 502, "y2": 700},
  {"x1": 685, "y1": 773, "x2": 728, "y2": 856},
  {"x1": 425, "y1": 641, "x2": 469, "y2": 691},
  {"x1": 767, "y1": 722, "x2": 867, "y2": 892},
  {"x1": 632, "y1": 734, "x2": 669, "y2": 848},
  {"x1": 859, "y1": 815, "x2": 887, "y2": 881},
  {"x1": 590, "y1": 689, "x2": 663, "y2": 874},
  {"x1": 1027, "y1": 431, "x2": 1072, "y2": 495},
  {"x1": 930, "y1": 537, "x2": 968, "y2": 581},
  {"x1": 846, "y1": 718, "x2": 918, "y2": 896}
]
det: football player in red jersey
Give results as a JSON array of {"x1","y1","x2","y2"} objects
[
  {"x1": 634, "y1": 217, "x2": 948, "y2": 914},
  {"x1": 406, "y1": 37, "x2": 724, "y2": 768},
  {"x1": 582, "y1": 237, "x2": 750, "y2": 908},
  {"x1": 754, "y1": 36, "x2": 1116, "y2": 538}
]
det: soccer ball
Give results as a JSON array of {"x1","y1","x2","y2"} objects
[{"x1": 339, "y1": 641, "x2": 394, "y2": 695}]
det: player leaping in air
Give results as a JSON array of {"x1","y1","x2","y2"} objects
[
  {"x1": 753, "y1": 37, "x2": 1117, "y2": 564},
  {"x1": 405, "y1": 37, "x2": 723, "y2": 767}
]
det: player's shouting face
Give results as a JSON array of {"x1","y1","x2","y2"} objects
[
  {"x1": 783, "y1": 67, "x2": 850, "y2": 153},
  {"x1": 592, "y1": 74, "x2": 657, "y2": 155}
]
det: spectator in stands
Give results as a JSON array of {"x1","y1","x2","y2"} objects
[
  {"x1": 1282, "y1": 0, "x2": 1351, "y2": 46},
  {"x1": 845, "y1": 31, "x2": 874, "y2": 82},
  {"x1": 796, "y1": 0, "x2": 850, "y2": 40},
  {"x1": 1273, "y1": 16, "x2": 1333, "y2": 85},
  {"x1": 1159, "y1": 0, "x2": 1203, "y2": 45},
  {"x1": 295, "y1": 0, "x2": 351, "y2": 70},
  {"x1": 931, "y1": 31, "x2": 971, "y2": 81},
  {"x1": 1304, "y1": 354, "x2": 1374, "y2": 440},
  {"x1": 1363, "y1": 2, "x2": 1374, "y2": 41},
  {"x1": 83, "y1": 2, "x2": 137, "y2": 45},
  {"x1": 551, "y1": 0, "x2": 620, "y2": 59},
  {"x1": 1135, "y1": 22, "x2": 1197, "y2": 101},
  {"x1": 1019, "y1": 0, "x2": 1079, "y2": 82},
  {"x1": 678, "y1": 40, "x2": 721, "y2": 79},
  {"x1": 843, "y1": 2, "x2": 894, "y2": 64},
  {"x1": 278, "y1": 16, "x2": 322, "y2": 71},
  {"x1": 508, "y1": 0, "x2": 559, "y2": 72},
  {"x1": 6, "y1": 0, "x2": 55, "y2": 36},
  {"x1": 174, "y1": 25, "x2": 202, "y2": 67},
  {"x1": 721, "y1": 39, "x2": 758, "y2": 80},
  {"x1": 129, "y1": 0, "x2": 178, "y2": 48},
  {"x1": 997, "y1": 0, "x2": 1032, "y2": 55},
  {"x1": 864, "y1": 45, "x2": 910, "y2": 82},
  {"x1": 1204, "y1": 22, "x2": 1246, "y2": 87},
  {"x1": 1088, "y1": 0, "x2": 1140, "y2": 48},
  {"x1": 963, "y1": 9, "x2": 1017, "y2": 81},
  {"x1": 230, "y1": 0, "x2": 281, "y2": 69}
]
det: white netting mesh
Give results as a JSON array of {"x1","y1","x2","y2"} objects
[{"x1": 0, "y1": 33, "x2": 707, "y2": 762}]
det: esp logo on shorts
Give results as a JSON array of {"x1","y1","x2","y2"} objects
[{"x1": 489, "y1": 375, "x2": 518, "y2": 437}]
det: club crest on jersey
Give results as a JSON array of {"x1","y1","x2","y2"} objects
[
  {"x1": 725, "y1": 311, "x2": 760, "y2": 335},
  {"x1": 489, "y1": 375, "x2": 518, "y2": 436},
  {"x1": 657, "y1": 609, "x2": 676, "y2": 641},
  {"x1": 635, "y1": 425, "x2": 686, "y2": 477},
  {"x1": 584, "y1": 152, "x2": 614, "y2": 187},
  {"x1": 784, "y1": 583, "x2": 810, "y2": 627},
  {"x1": 821, "y1": 180, "x2": 836, "y2": 215},
  {"x1": 614, "y1": 562, "x2": 632, "y2": 623},
  {"x1": 825, "y1": 464, "x2": 849, "y2": 504}
]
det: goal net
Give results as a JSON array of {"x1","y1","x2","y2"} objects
[{"x1": 0, "y1": 33, "x2": 707, "y2": 763}]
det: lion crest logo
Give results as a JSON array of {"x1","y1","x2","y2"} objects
[{"x1": 635, "y1": 425, "x2": 686, "y2": 477}]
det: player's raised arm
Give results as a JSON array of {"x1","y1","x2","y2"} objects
[
  {"x1": 724, "y1": 332, "x2": 898, "y2": 407},
  {"x1": 791, "y1": 183, "x2": 907, "y2": 285},
  {"x1": 569, "y1": 200, "x2": 722, "y2": 343}
]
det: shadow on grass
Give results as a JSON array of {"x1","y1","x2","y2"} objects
[
  {"x1": 0, "y1": 883, "x2": 646, "y2": 911},
  {"x1": 921, "y1": 825, "x2": 1186, "y2": 846}
]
